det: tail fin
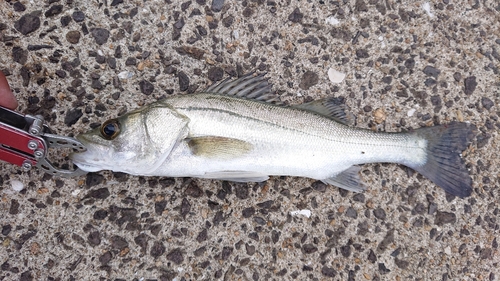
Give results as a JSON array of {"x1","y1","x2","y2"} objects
[{"x1": 410, "y1": 122, "x2": 476, "y2": 198}]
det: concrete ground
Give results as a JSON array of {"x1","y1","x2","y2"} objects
[{"x1": 1, "y1": 0, "x2": 499, "y2": 280}]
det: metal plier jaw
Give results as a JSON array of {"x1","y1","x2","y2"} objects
[{"x1": 0, "y1": 106, "x2": 87, "y2": 177}]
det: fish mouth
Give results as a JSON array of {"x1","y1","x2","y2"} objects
[
  {"x1": 70, "y1": 150, "x2": 104, "y2": 172},
  {"x1": 69, "y1": 135, "x2": 108, "y2": 172}
]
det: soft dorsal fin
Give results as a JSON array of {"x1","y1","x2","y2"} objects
[
  {"x1": 187, "y1": 136, "x2": 253, "y2": 159},
  {"x1": 322, "y1": 166, "x2": 365, "y2": 193},
  {"x1": 294, "y1": 98, "x2": 350, "y2": 125},
  {"x1": 203, "y1": 72, "x2": 282, "y2": 104}
]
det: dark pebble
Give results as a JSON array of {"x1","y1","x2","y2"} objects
[
  {"x1": 352, "y1": 193, "x2": 365, "y2": 202},
  {"x1": 424, "y1": 78, "x2": 437, "y2": 87},
  {"x1": 377, "y1": 229, "x2": 394, "y2": 251},
  {"x1": 110, "y1": 235, "x2": 128, "y2": 250},
  {"x1": 166, "y1": 248, "x2": 184, "y2": 264},
  {"x1": 178, "y1": 46, "x2": 206, "y2": 60},
  {"x1": 422, "y1": 65, "x2": 441, "y2": 78},
  {"x1": 139, "y1": 80, "x2": 154, "y2": 95},
  {"x1": 86, "y1": 188, "x2": 110, "y2": 200},
  {"x1": 125, "y1": 57, "x2": 136, "y2": 66},
  {"x1": 234, "y1": 184, "x2": 249, "y2": 199},
  {"x1": 373, "y1": 207, "x2": 386, "y2": 220},
  {"x1": 212, "y1": 0, "x2": 224, "y2": 12},
  {"x1": 355, "y1": 0, "x2": 368, "y2": 12},
  {"x1": 13, "y1": 2, "x2": 26, "y2": 12},
  {"x1": 66, "y1": 31, "x2": 81, "y2": 44},
  {"x1": 55, "y1": 69, "x2": 66, "y2": 78},
  {"x1": 14, "y1": 12, "x2": 41, "y2": 35},
  {"x1": 434, "y1": 211, "x2": 456, "y2": 225},
  {"x1": 340, "y1": 244, "x2": 351, "y2": 257},
  {"x1": 345, "y1": 207, "x2": 357, "y2": 218},
  {"x1": 245, "y1": 243, "x2": 255, "y2": 255},
  {"x1": 114, "y1": 46, "x2": 122, "y2": 58},
  {"x1": 9, "y1": 199, "x2": 20, "y2": 215},
  {"x1": 184, "y1": 181, "x2": 203, "y2": 198},
  {"x1": 378, "y1": 263, "x2": 391, "y2": 274},
  {"x1": 87, "y1": 231, "x2": 101, "y2": 246},
  {"x1": 356, "y1": 49, "x2": 369, "y2": 58},
  {"x1": 221, "y1": 246, "x2": 233, "y2": 260},
  {"x1": 178, "y1": 71, "x2": 190, "y2": 91},
  {"x1": 91, "y1": 28, "x2": 110, "y2": 45},
  {"x1": 382, "y1": 76, "x2": 392, "y2": 84},
  {"x1": 242, "y1": 207, "x2": 255, "y2": 218},
  {"x1": 93, "y1": 209, "x2": 108, "y2": 220},
  {"x1": 150, "y1": 241, "x2": 165, "y2": 258},
  {"x1": 60, "y1": 15, "x2": 72, "y2": 26},
  {"x1": 395, "y1": 258, "x2": 409, "y2": 269},
  {"x1": 311, "y1": 180, "x2": 327, "y2": 192},
  {"x1": 111, "y1": 0, "x2": 124, "y2": 6},
  {"x1": 2, "y1": 225, "x2": 12, "y2": 236},
  {"x1": 208, "y1": 67, "x2": 224, "y2": 82},
  {"x1": 64, "y1": 108, "x2": 83, "y2": 126},
  {"x1": 12, "y1": 46, "x2": 28, "y2": 65},
  {"x1": 99, "y1": 251, "x2": 112, "y2": 265},
  {"x1": 288, "y1": 8, "x2": 303, "y2": 23},
  {"x1": 253, "y1": 216, "x2": 266, "y2": 225},
  {"x1": 464, "y1": 76, "x2": 477, "y2": 95},
  {"x1": 299, "y1": 70, "x2": 318, "y2": 90},
  {"x1": 20, "y1": 271, "x2": 33, "y2": 281},
  {"x1": 72, "y1": 11, "x2": 85, "y2": 22},
  {"x1": 85, "y1": 173, "x2": 104, "y2": 187},
  {"x1": 134, "y1": 233, "x2": 148, "y2": 251},
  {"x1": 196, "y1": 229, "x2": 208, "y2": 242},
  {"x1": 302, "y1": 244, "x2": 318, "y2": 254},
  {"x1": 321, "y1": 266, "x2": 336, "y2": 277},
  {"x1": 45, "y1": 5, "x2": 63, "y2": 17},
  {"x1": 174, "y1": 18, "x2": 185, "y2": 29},
  {"x1": 481, "y1": 97, "x2": 494, "y2": 110},
  {"x1": 257, "y1": 200, "x2": 273, "y2": 209},
  {"x1": 180, "y1": 198, "x2": 191, "y2": 217},
  {"x1": 243, "y1": 7, "x2": 254, "y2": 17}
]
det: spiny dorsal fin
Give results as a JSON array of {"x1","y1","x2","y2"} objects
[
  {"x1": 203, "y1": 72, "x2": 282, "y2": 104},
  {"x1": 294, "y1": 98, "x2": 351, "y2": 125},
  {"x1": 187, "y1": 136, "x2": 253, "y2": 159}
]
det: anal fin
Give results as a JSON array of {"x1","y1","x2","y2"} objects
[{"x1": 322, "y1": 166, "x2": 365, "y2": 193}]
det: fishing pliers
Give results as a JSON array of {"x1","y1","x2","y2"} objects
[{"x1": 0, "y1": 106, "x2": 87, "y2": 177}]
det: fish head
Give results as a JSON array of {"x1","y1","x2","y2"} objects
[{"x1": 70, "y1": 104, "x2": 189, "y2": 175}]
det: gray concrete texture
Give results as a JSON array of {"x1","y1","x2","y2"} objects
[{"x1": 0, "y1": 0, "x2": 499, "y2": 280}]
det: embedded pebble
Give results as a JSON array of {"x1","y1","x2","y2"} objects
[
  {"x1": 328, "y1": 68, "x2": 346, "y2": 83},
  {"x1": 373, "y1": 108, "x2": 386, "y2": 124},
  {"x1": 66, "y1": 30, "x2": 81, "y2": 44},
  {"x1": 14, "y1": 12, "x2": 40, "y2": 35},
  {"x1": 290, "y1": 210, "x2": 311, "y2": 218},
  {"x1": 11, "y1": 180, "x2": 24, "y2": 192}
]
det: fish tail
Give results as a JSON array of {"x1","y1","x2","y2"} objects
[{"x1": 409, "y1": 122, "x2": 476, "y2": 198}]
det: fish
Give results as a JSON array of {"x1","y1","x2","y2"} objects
[{"x1": 70, "y1": 73, "x2": 476, "y2": 197}]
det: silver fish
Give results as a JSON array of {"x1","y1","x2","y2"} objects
[{"x1": 71, "y1": 73, "x2": 476, "y2": 197}]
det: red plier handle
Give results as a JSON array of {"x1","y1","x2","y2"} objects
[{"x1": 0, "y1": 106, "x2": 87, "y2": 177}]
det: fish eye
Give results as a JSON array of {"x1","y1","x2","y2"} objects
[{"x1": 100, "y1": 119, "x2": 120, "y2": 140}]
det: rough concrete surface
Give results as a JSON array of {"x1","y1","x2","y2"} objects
[{"x1": 1, "y1": 0, "x2": 499, "y2": 280}]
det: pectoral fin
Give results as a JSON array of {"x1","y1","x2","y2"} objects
[
  {"x1": 187, "y1": 136, "x2": 253, "y2": 159},
  {"x1": 202, "y1": 170, "x2": 269, "y2": 182},
  {"x1": 323, "y1": 166, "x2": 366, "y2": 192}
]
